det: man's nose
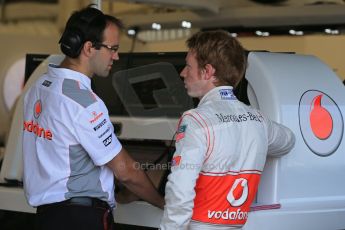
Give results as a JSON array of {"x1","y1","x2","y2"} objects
[
  {"x1": 112, "y1": 52, "x2": 119, "y2": 60},
  {"x1": 180, "y1": 67, "x2": 186, "y2": 78}
]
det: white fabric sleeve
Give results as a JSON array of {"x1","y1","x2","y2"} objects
[
  {"x1": 265, "y1": 119, "x2": 295, "y2": 157},
  {"x1": 73, "y1": 101, "x2": 122, "y2": 166},
  {"x1": 160, "y1": 114, "x2": 207, "y2": 230}
]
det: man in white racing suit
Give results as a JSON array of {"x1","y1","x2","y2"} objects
[{"x1": 160, "y1": 30, "x2": 295, "y2": 230}]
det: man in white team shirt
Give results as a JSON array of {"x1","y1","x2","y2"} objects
[
  {"x1": 23, "y1": 5, "x2": 163, "y2": 230},
  {"x1": 160, "y1": 30, "x2": 295, "y2": 229}
]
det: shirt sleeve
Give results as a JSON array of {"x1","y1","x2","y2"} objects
[
  {"x1": 265, "y1": 119, "x2": 296, "y2": 157},
  {"x1": 160, "y1": 112, "x2": 207, "y2": 230},
  {"x1": 73, "y1": 100, "x2": 122, "y2": 166}
]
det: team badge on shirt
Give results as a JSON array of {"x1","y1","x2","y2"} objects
[
  {"x1": 219, "y1": 89, "x2": 236, "y2": 100},
  {"x1": 102, "y1": 134, "x2": 112, "y2": 146},
  {"x1": 42, "y1": 80, "x2": 52, "y2": 87},
  {"x1": 176, "y1": 125, "x2": 187, "y2": 142},
  {"x1": 89, "y1": 111, "x2": 104, "y2": 123},
  {"x1": 171, "y1": 155, "x2": 182, "y2": 167},
  {"x1": 33, "y1": 100, "x2": 42, "y2": 119}
]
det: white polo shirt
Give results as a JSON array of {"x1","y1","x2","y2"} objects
[{"x1": 23, "y1": 64, "x2": 122, "y2": 208}]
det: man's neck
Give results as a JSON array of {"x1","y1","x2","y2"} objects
[{"x1": 59, "y1": 58, "x2": 92, "y2": 78}]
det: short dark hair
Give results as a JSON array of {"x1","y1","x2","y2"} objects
[
  {"x1": 59, "y1": 4, "x2": 123, "y2": 57},
  {"x1": 186, "y1": 30, "x2": 247, "y2": 87}
]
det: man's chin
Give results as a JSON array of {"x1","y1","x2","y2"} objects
[
  {"x1": 97, "y1": 72, "x2": 110, "y2": 78},
  {"x1": 187, "y1": 92, "x2": 197, "y2": 98}
]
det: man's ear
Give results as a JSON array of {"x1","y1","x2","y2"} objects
[
  {"x1": 82, "y1": 41, "x2": 94, "y2": 57},
  {"x1": 204, "y1": 64, "x2": 216, "y2": 80}
]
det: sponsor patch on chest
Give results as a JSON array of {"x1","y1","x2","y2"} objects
[
  {"x1": 171, "y1": 155, "x2": 182, "y2": 167},
  {"x1": 176, "y1": 124, "x2": 187, "y2": 142}
]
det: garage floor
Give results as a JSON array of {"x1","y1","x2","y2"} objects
[{"x1": 0, "y1": 210, "x2": 157, "y2": 230}]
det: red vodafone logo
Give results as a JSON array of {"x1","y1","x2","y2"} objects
[
  {"x1": 34, "y1": 100, "x2": 42, "y2": 119},
  {"x1": 310, "y1": 95, "x2": 333, "y2": 140},
  {"x1": 227, "y1": 178, "x2": 248, "y2": 207},
  {"x1": 299, "y1": 90, "x2": 343, "y2": 156}
]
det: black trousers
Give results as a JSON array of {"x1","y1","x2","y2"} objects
[{"x1": 36, "y1": 198, "x2": 114, "y2": 230}]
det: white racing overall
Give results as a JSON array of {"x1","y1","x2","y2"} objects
[{"x1": 160, "y1": 86, "x2": 295, "y2": 230}]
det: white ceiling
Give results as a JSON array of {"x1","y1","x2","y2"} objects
[
  {"x1": 118, "y1": 0, "x2": 345, "y2": 29},
  {"x1": 1, "y1": 0, "x2": 345, "y2": 34}
]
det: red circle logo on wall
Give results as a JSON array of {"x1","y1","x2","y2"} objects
[{"x1": 299, "y1": 90, "x2": 343, "y2": 156}]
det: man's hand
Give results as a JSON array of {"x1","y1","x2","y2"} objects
[
  {"x1": 116, "y1": 186, "x2": 140, "y2": 204},
  {"x1": 107, "y1": 148, "x2": 165, "y2": 209}
]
